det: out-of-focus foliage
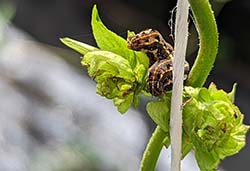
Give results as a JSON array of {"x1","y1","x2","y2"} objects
[{"x1": 0, "y1": 2, "x2": 14, "y2": 45}]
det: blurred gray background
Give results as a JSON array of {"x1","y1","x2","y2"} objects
[{"x1": 0, "y1": 0, "x2": 249, "y2": 170}]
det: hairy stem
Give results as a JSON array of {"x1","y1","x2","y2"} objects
[
  {"x1": 170, "y1": 0, "x2": 190, "y2": 170},
  {"x1": 141, "y1": 1, "x2": 218, "y2": 170},
  {"x1": 186, "y1": 0, "x2": 219, "y2": 87},
  {"x1": 140, "y1": 126, "x2": 167, "y2": 171}
]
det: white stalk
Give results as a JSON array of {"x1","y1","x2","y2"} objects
[{"x1": 170, "y1": 0, "x2": 190, "y2": 171}]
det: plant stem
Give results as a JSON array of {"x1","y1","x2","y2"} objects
[
  {"x1": 170, "y1": 0, "x2": 190, "y2": 170},
  {"x1": 186, "y1": 0, "x2": 219, "y2": 87},
  {"x1": 140, "y1": 126, "x2": 167, "y2": 171},
  {"x1": 141, "y1": 1, "x2": 218, "y2": 170}
]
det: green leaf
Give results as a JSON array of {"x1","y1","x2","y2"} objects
[
  {"x1": 60, "y1": 37, "x2": 98, "y2": 55},
  {"x1": 133, "y1": 94, "x2": 140, "y2": 108},
  {"x1": 134, "y1": 51, "x2": 149, "y2": 70},
  {"x1": 184, "y1": 86, "x2": 200, "y2": 99},
  {"x1": 146, "y1": 100, "x2": 170, "y2": 132},
  {"x1": 133, "y1": 64, "x2": 147, "y2": 84},
  {"x1": 147, "y1": 95, "x2": 193, "y2": 159},
  {"x1": 82, "y1": 51, "x2": 135, "y2": 80},
  {"x1": 114, "y1": 92, "x2": 134, "y2": 113},
  {"x1": 227, "y1": 83, "x2": 237, "y2": 102},
  {"x1": 126, "y1": 31, "x2": 149, "y2": 68},
  {"x1": 192, "y1": 135, "x2": 220, "y2": 171},
  {"x1": 197, "y1": 88, "x2": 212, "y2": 102},
  {"x1": 91, "y1": 5, "x2": 134, "y2": 67},
  {"x1": 91, "y1": 5, "x2": 149, "y2": 69},
  {"x1": 127, "y1": 30, "x2": 135, "y2": 37},
  {"x1": 208, "y1": 83, "x2": 232, "y2": 103},
  {"x1": 181, "y1": 131, "x2": 193, "y2": 159}
]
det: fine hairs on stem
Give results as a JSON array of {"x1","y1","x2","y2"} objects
[{"x1": 170, "y1": 0, "x2": 190, "y2": 170}]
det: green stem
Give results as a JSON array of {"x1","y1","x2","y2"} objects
[
  {"x1": 140, "y1": 126, "x2": 167, "y2": 171},
  {"x1": 141, "y1": 1, "x2": 219, "y2": 170},
  {"x1": 186, "y1": 0, "x2": 219, "y2": 87}
]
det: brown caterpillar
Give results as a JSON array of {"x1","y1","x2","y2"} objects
[{"x1": 127, "y1": 29, "x2": 189, "y2": 96}]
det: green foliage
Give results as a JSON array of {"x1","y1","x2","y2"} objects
[
  {"x1": 147, "y1": 100, "x2": 170, "y2": 132},
  {"x1": 61, "y1": 5, "x2": 149, "y2": 113},
  {"x1": 82, "y1": 50, "x2": 135, "y2": 113},
  {"x1": 146, "y1": 83, "x2": 249, "y2": 171},
  {"x1": 60, "y1": 37, "x2": 98, "y2": 55},
  {"x1": 91, "y1": 5, "x2": 149, "y2": 69},
  {"x1": 61, "y1": 4, "x2": 249, "y2": 171},
  {"x1": 184, "y1": 83, "x2": 249, "y2": 170},
  {"x1": 0, "y1": 2, "x2": 15, "y2": 45}
]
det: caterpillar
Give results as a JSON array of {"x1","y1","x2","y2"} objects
[{"x1": 127, "y1": 29, "x2": 189, "y2": 96}]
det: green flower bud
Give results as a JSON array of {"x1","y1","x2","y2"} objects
[
  {"x1": 183, "y1": 83, "x2": 249, "y2": 171},
  {"x1": 146, "y1": 83, "x2": 249, "y2": 171},
  {"x1": 82, "y1": 50, "x2": 141, "y2": 114}
]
